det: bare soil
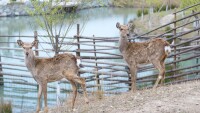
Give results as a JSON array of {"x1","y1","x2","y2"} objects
[{"x1": 42, "y1": 81, "x2": 200, "y2": 113}]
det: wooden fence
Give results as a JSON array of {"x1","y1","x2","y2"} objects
[{"x1": 0, "y1": 3, "x2": 200, "y2": 94}]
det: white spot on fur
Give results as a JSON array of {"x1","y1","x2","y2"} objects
[
  {"x1": 77, "y1": 59, "x2": 81, "y2": 67},
  {"x1": 171, "y1": 40, "x2": 174, "y2": 45},
  {"x1": 158, "y1": 76, "x2": 162, "y2": 79},
  {"x1": 165, "y1": 46, "x2": 171, "y2": 54}
]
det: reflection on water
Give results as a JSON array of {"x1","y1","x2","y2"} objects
[{"x1": 0, "y1": 7, "x2": 138, "y2": 113}]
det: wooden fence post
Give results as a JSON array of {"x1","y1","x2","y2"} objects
[
  {"x1": 173, "y1": 9, "x2": 177, "y2": 76},
  {"x1": 76, "y1": 24, "x2": 81, "y2": 67},
  {"x1": 76, "y1": 24, "x2": 81, "y2": 59},
  {"x1": 0, "y1": 55, "x2": 3, "y2": 86},
  {"x1": 127, "y1": 39, "x2": 132, "y2": 91},
  {"x1": 76, "y1": 24, "x2": 81, "y2": 89},
  {"x1": 34, "y1": 31, "x2": 39, "y2": 89},
  {"x1": 196, "y1": 41, "x2": 199, "y2": 76},
  {"x1": 93, "y1": 35, "x2": 101, "y2": 90},
  {"x1": 54, "y1": 35, "x2": 61, "y2": 105},
  {"x1": 34, "y1": 31, "x2": 39, "y2": 56},
  {"x1": 55, "y1": 35, "x2": 59, "y2": 55}
]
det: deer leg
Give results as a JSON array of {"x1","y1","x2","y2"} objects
[
  {"x1": 129, "y1": 65, "x2": 137, "y2": 92},
  {"x1": 42, "y1": 83, "x2": 48, "y2": 113},
  {"x1": 160, "y1": 62, "x2": 166, "y2": 85},
  {"x1": 36, "y1": 84, "x2": 42, "y2": 113},
  {"x1": 69, "y1": 80, "x2": 77, "y2": 110},
  {"x1": 73, "y1": 76, "x2": 89, "y2": 104},
  {"x1": 152, "y1": 61, "x2": 165, "y2": 89}
]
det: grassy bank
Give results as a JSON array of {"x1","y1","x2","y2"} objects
[
  {"x1": 111, "y1": 0, "x2": 181, "y2": 8},
  {"x1": 130, "y1": 10, "x2": 175, "y2": 35}
]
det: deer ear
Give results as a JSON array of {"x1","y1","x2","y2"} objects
[
  {"x1": 116, "y1": 22, "x2": 120, "y2": 29},
  {"x1": 17, "y1": 40, "x2": 24, "y2": 47},
  {"x1": 32, "y1": 40, "x2": 39, "y2": 47}
]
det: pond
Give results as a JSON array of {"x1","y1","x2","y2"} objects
[{"x1": 0, "y1": 7, "x2": 138, "y2": 113}]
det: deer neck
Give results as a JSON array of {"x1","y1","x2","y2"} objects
[
  {"x1": 25, "y1": 51, "x2": 36, "y2": 73},
  {"x1": 119, "y1": 36, "x2": 129, "y2": 53}
]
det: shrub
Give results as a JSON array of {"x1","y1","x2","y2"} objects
[
  {"x1": 165, "y1": 26, "x2": 174, "y2": 43},
  {"x1": 0, "y1": 101, "x2": 12, "y2": 113},
  {"x1": 137, "y1": 9, "x2": 149, "y2": 17},
  {"x1": 144, "y1": 9, "x2": 149, "y2": 15},
  {"x1": 137, "y1": 9, "x2": 142, "y2": 17}
]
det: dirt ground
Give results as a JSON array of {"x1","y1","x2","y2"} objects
[{"x1": 41, "y1": 81, "x2": 200, "y2": 113}]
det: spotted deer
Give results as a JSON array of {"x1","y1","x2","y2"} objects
[
  {"x1": 116, "y1": 22, "x2": 171, "y2": 92},
  {"x1": 17, "y1": 40, "x2": 89, "y2": 113}
]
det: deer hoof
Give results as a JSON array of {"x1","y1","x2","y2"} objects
[
  {"x1": 36, "y1": 108, "x2": 40, "y2": 113},
  {"x1": 72, "y1": 108, "x2": 77, "y2": 112},
  {"x1": 44, "y1": 107, "x2": 48, "y2": 113},
  {"x1": 85, "y1": 98, "x2": 89, "y2": 104},
  {"x1": 131, "y1": 88, "x2": 136, "y2": 93}
]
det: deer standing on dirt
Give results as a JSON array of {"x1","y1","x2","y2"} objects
[
  {"x1": 116, "y1": 22, "x2": 171, "y2": 92},
  {"x1": 17, "y1": 40, "x2": 89, "y2": 113}
]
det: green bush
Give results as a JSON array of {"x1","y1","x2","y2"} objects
[
  {"x1": 0, "y1": 101, "x2": 12, "y2": 113},
  {"x1": 137, "y1": 9, "x2": 149, "y2": 17},
  {"x1": 171, "y1": 4, "x2": 177, "y2": 9},
  {"x1": 143, "y1": 9, "x2": 149, "y2": 15},
  {"x1": 137, "y1": 10, "x2": 142, "y2": 17},
  {"x1": 165, "y1": 26, "x2": 174, "y2": 43}
]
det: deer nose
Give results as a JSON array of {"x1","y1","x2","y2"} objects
[
  {"x1": 127, "y1": 34, "x2": 130, "y2": 36},
  {"x1": 26, "y1": 52, "x2": 29, "y2": 56}
]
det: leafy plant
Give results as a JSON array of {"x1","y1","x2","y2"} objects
[
  {"x1": 137, "y1": 9, "x2": 149, "y2": 17},
  {"x1": 137, "y1": 9, "x2": 142, "y2": 17},
  {"x1": 0, "y1": 101, "x2": 12, "y2": 113},
  {"x1": 111, "y1": 0, "x2": 133, "y2": 7},
  {"x1": 26, "y1": 0, "x2": 77, "y2": 55},
  {"x1": 143, "y1": 9, "x2": 149, "y2": 15},
  {"x1": 26, "y1": 0, "x2": 104, "y2": 55},
  {"x1": 180, "y1": 0, "x2": 200, "y2": 11}
]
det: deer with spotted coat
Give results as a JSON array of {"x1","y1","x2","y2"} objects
[
  {"x1": 116, "y1": 22, "x2": 172, "y2": 92},
  {"x1": 17, "y1": 39, "x2": 89, "y2": 113}
]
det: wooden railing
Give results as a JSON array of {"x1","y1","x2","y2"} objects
[{"x1": 0, "y1": 3, "x2": 200, "y2": 94}]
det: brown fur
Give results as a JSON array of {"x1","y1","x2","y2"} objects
[
  {"x1": 116, "y1": 22, "x2": 171, "y2": 92},
  {"x1": 17, "y1": 40, "x2": 89, "y2": 113}
]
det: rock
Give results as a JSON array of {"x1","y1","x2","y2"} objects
[
  {"x1": 5, "y1": 8, "x2": 10, "y2": 13},
  {"x1": 20, "y1": 11, "x2": 27, "y2": 16},
  {"x1": 0, "y1": 9, "x2": 3, "y2": 13},
  {"x1": 0, "y1": 12, "x2": 7, "y2": 17},
  {"x1": 6, "y1": 12, "x2": 12, "y2": 16},
  {"x1": 15, "y1": 12, "x2": 19, "y2": 16}
]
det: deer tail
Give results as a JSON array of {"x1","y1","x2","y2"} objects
[
  {"x1": 76, "y1": 57, "x2": 83, "y2": 68},
  {"x1": 164, "y1": 40, "x2": 173, "y2": 55}
]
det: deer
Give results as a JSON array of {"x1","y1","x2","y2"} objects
[
  {"x1": 116, "y1": 22, "x2": 172, "y2": 92},
  {"x1": 17, "y1": 39, "x2": 89, "y2": 113}
]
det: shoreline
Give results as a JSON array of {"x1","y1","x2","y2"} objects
[{"x1": 0, "y1": 0, "x2": 179, "y2": 17}]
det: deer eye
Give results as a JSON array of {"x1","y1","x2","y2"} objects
[
  {"x1": 120, "y1": 29, "x2": 123, "y2": 31},
  {"x1": 30, "y1": 47, "x2": 32, "y2": 49}
]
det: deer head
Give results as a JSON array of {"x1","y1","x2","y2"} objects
[
  {"x1": 17, "y1": 40, "x2": 38, "y2": 57},
  {"x1": 116, "y1": 22, "x2": 130, "y2": 38}
]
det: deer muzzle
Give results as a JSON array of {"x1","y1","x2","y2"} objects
[{"x1": 26, "y1": 52, "x2": 29, "y2": 56}]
